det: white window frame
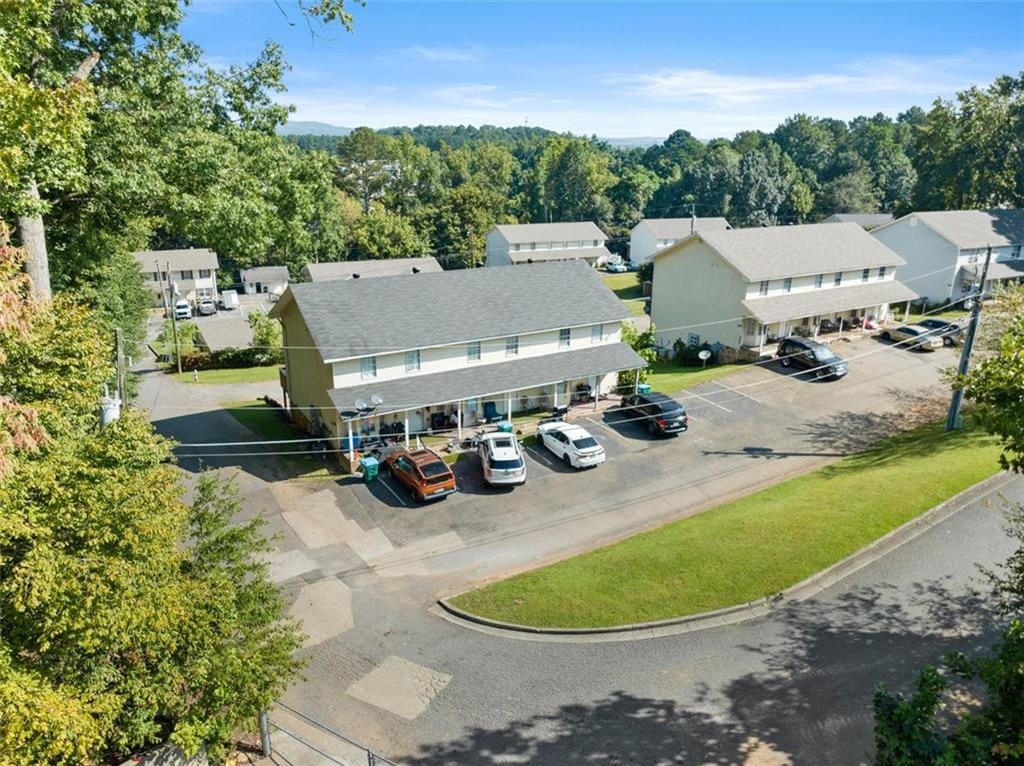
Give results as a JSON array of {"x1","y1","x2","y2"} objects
[
  {"x1": 505, "y1": 336, "x2": 519, "y2": 357},
  {"x1": 590, "y1": 324, "x2": 603, "y2": 344},
  {"x1": 180, "y1": 269, "x2": 194, "y2": 280},
  {"x1": 814, "y1": 274, "x2": 823, "y2": 289},
  {"x1": 759, "y1": 280, "x2": 769, "y2": 296},
  {"x1": 834, "y1": 272, "x2": 843, "y2": 287},
  {"x1": 199, "y1": 269, "x2": 211, "y2": 278},
  {"x1": 878, "y1": 266, "x2": 887, "y2": 280},
  {"x1": 404, "y1": 349, "x2": 420, "y2": 373},
  {"x1": 861, "y1": 268, "x2": 870, "y2": 283},
  {"x1": 783, "y1": 277, "x2": 792, "y2": 293},
  {"x1": 559, "y1": 328, "x2": 571, "y2": 348},
  {"x1": 467, "y1": 341, "x2": 481, "y2": 362},
  {"x1": 361, "y1": 356, "x2": 377, "y2": 380}
]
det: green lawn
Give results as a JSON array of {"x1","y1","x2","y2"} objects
[
  {"x1": 172, "y1": 365, "x2": 280, "y2": 385},
  {"x1": 221, "y1": 399, "x2": 335, "y2": 480},
  {"x1": 449, "y1": 421, "x2": 1002, "y2": 628},
  {"x1": 601, "y1": 272, "x2": 643, "y2": 301},
  {"x1": 645, "y1": 359, "x2": 745, "y2": 394}
]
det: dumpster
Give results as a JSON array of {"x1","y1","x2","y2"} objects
[
  {"x1": 360, "y1": 456, "x2": 379, "y2": 482},
  {"x1": 637, "y1": 383, "x2": 652, "y2": 394},
  {"x1": 496, "y1": 420, "x2": 514, "y2": 433}
]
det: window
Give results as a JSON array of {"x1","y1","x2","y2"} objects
[
  {"x1": 505, "y1": 336, "x2": 519, "y2": 356},
  {"x1": 530, "y1": 242, "x2": 536, "y2": 251},
  {"x1": 467, "y1": 341, "x2": 481, "y2": 362},
  {"x1": 688, "y1": 333, "x2": 700, "y2": 348},
  {"x1": 834, "y1": 272, "x2": 843, "y2": 287},
  {"x1": 559, "y1": 328, "x2": 571, "y2": 348},
  {"x1": 783, "y1": 277, "x2": 793, "y2": 293},
  {"x1": 814, "y1": 274, "x2": 824, "y2": 289},
  {"x1": 1013, "y1": 245, "x2": 1021, "y2": 258},
  {"x1": 360, "y1": 356, "x2": 377, "y2": 380},
  {"x1": 592, "y1": 239, "x2": 599, "y2": 247},
  {"x1": 199, "y1": 269, "x2": 211, "y2": 278},
  {"x1": 861, "y1": 268, "x2": 870, "y2": 283},
  {"x1": 404, "y1": 350, "x2": 420, "y2": 373},
  {"x1": 758, "y1": 280, "x2": 769, "y2": 296},
  {"x1": 152, "y1": 271, "x2": 160, "y2": 282},
  {"x1": 878, "y1": 266, "x2": 887, "y2": 280},
  {"x1": 513, "y1": 243, "x2": 521, "y2": 252},
  {"x1": 591, "y1": 324, "x2": 603, "y2": 344},
  {"x1": 180, "y1": 269, "x2": 194, "y2": 280}
]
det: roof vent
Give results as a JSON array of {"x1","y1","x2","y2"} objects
[
  {"x1": 352, "y1": 272, "x2": 360, "y2": 279},
  {"x1": 411, "y1": 266, "x2": 420, "y2": 274}
]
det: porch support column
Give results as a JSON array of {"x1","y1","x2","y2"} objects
[
  {"x1": 457, "y1": 401, "x2": 463, "y2": 441},
  {"x1": 633, "y1": 368, "x2": 639, "y2": 395},
  {"x1": 905, "y1": 300, "x2": 911, "y2": 323},
  {"x1": 593, "y1": 375, "x2": 599, "y2": 411},
  {"x1": 553, "y1": 384, "x2": 558, "y2": 409},
  {"x1": 506, "y1": 392, "x2": 512, "y2": 420},
  {"x1": 347, "y1": 420, "x2": 354, "y2": 465},
  {"x1": 758, "y1": 324, "x2": 766, "y2": 357},
  {"x1": 404, "y1": 414, "x2": 410, "y2": 448}
]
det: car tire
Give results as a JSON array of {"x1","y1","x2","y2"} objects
[
  {"x1": 781, "y1": 356, "x2": 791, "y2": 367},
  {"x1": 562, "y1": 453, "x2": 571, "y2": 467},
  {"x1": 647, "y1": 419, "x2": 658, "y2": 436},
  {"x1": 881, "y1": 331, "x2": 891, "y2": 341}
]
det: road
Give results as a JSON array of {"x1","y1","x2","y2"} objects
[{"x1": 134, "y1": 323, "x2": 1018, "y2": 765}]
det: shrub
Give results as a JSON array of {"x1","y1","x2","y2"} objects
[{"x1": 636, "y1": 261, "x2": 653, "y2": 285}]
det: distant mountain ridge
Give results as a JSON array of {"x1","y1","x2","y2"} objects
[{"x1": 277, "y1": 121, "x2": 665, "y2": 148}]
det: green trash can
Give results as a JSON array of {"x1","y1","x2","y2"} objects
[
  {"x1": 360, "y1": 456, "x2": 379, "y2": 483},
  {"x1": 496, "y1": 420, "x2": 514, "y2": 433},
  {"x1": 637, "y1": 383, "x2": 652, "y2": 394}
]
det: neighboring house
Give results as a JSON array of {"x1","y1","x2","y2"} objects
[
  {"x1": 651, "y1": 223, "x2": 917, "y2": 357},
  {"x1": 240, "y1": 266, "x2": 290, "y2": 297},
  {"x1": 301, "y1": 257, "x2": 443, "y2": 282},
  {"x1": 822, "y1": 213, "x2": 894, "y2": 230},
  {"x1": 485, "y1": 222, "x2": 611, "y2": 267},
  {"x1": 629, "y1": 217, "x2": 731, "y2": 264},
  {"x1": 133, "y1": 248, "x2": 219, "y2": 306},
  {"x1": 871, "y1": 209, "x2": 1024, "y2": 303},
  {"x1": 195, "y1": 315, "x2": 253, "y2": 353},
  {"x1": 269, "y1": 260, "x2": 645, "y2": 463}
]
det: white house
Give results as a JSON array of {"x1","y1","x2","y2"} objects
[
  {"x1": 301, "y1": 257, "x2": 443, "y2": 282},
  {"x1": 269, "y1": 260, "x2": 645, "y2": 465},
  {"x1": 485, "y1": 222, "x2": 612, "y2": 267},
  {"x1": 629, "y1": 217, "x2": 731, "y2": 264},
  {"x1": 133, "y1": 248, "x2": 219, "y2": 307},
  {"x1": 871, "y1": 209, "x2": 1024, "y2": 304},
  {"x1": 651, "y1": 223, "x2": 918, "y2": 357},
  {"x1": 240, "y1": 266, "x2": 290, "y2": 297}
]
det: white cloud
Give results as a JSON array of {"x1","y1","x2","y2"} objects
[
  {"x1": 405, "y1": 45, "x2": 482, "y2": 63},
  {"x1": 428, "y1": 84, "x2": 503, "y2": 109}
]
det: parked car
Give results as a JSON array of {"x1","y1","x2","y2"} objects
[
  {"x1": 219, "y1": 289, "x2": 240, "y2": 310},
  {"x1": 537, "y1": 421, "x2": 606, "y2": 468},
  {"x1": 476, "y1": 432, "x2": 527, "y2": 486},
  {"x1": 777, "y1": 336, "x2": 849, "y2": 379},
  {"x1": 620, "y1": 391, "x2": 688, "y2": 437},
  {"x1": 173, "y1": 299, "x2": 191, "y2": 321},
  {"x1": 605, "y1": 261, "x2": 628, "y2": 274},
  {"x1": 382, "y1": 448, "x2": 457, "y2": 502},
  {"x1": 916, "y1": 318, "x2": 964, "y2": 346},
  {"x1": 879, "y1": 324, "x2": 944, "y2": 351},
  {"x1": 197, "y1": 298, "x2": 217, "y2": 316}
]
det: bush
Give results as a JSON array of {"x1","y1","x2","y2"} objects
[
  {"x1": 672, "y1": 339, "x2": 716, "y2": 366},
  {"x1": 177, "y1": 347, "x2": 282, "y2": 373},
  {"x1": 635, "y1": 261, "x2": 653, "y2": 285}
]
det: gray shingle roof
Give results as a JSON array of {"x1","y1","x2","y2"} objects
[
  {"x1": 636, "y1": 217, "x2": 731, "y2": 239},
  {"x1": 822, "y1": 213, "x2": 894, "y2": 229},
  {"x1": 133, "y1": 248, "x2": 219, "y2": 272},
  {"x1": 240, "y1": 266, "x2": 289, "y2": 283},
  {"x1": 195, "y1": 316, "x2": 253, "y2": 352},
  {"x1": 302, "y1": 257, "x2": 442, "y2": 282},
  {"x1": 276, "y1": 259, "x2": 630, "y2": 362},
  {"x1": 493, "y1": 222, "x2": 607, "y2": 244},
  {"x1": 887, "y1": 209, "x2": 1024, "y2": 248},
  {"x1": 742, "y1": 280, "x2": 918, "y2": 324},
  {"x1": 328, "y1": 342, "x2": 645, "y2": 417},
  {"x1": 975, "y1": 259, "x2": 1024, "y2": 281},
  {"x1": 509, "y1": 246, "x2": 611, "y2": 264},
  {"x1": 668, "y1": 223, "x2": 905, "y2": 281}
]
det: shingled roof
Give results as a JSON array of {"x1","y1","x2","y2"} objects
[
  {"x1": 492, "y1": 221, "x2": 607, "y2": 244},
  {"x1": 132, "y1": 248, "x2": 219, "y2": 272},
  {"x1": 273, "y1": 259, "x2": 629, "y2": 362},
  {"x1": 635, "y1": 217, "x2": 731, "y2": 239},
  {"x1": 878, "y1": 209, "x2": 1024, "y2": 249},
  {"x1": 302, "y1": 257, "x2": 442, "y2": 282}
]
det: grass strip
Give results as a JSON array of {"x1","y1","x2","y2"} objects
[
  {"x1": 450, "y1": 421, "x2": 1002, "y2": 628},
  {"x1": 172, "y1": 366, "x2": 280, "y2": 385}
]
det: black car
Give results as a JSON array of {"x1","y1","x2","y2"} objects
[
  {"x1": 777, "y1": 336, "x2": 849, "y2": 379},
  {"x1": 916, "y1": 318, "x2": 964, "y2": 346},
  {"x1": 620, "y1": 391, "x2": 688, "y2": 436}
]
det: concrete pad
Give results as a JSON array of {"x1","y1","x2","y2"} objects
[
  {"x1": 263, "y1": 549, "x2": 319, "y2": 584},
  {"x1": 343, "y1": 523, "x2": 395, "y2": 561},
  {"x1": 345, "y1": 656, "x2": 451, "y2": 720},
  {"x1": 282, "y1": 491, "x2": 352, "y2": 549},
  {"x1": 288, "y1": 579, "x2": 353, "y2": 647}
]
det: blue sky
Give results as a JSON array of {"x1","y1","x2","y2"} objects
[{"x1": 182, "y1": 1, "x2": 1024, "y2": 138}]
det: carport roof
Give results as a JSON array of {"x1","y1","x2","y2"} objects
[
  {"x1": 328, "y1": 342, "x2": 646, "y2": 417},
  {"x1": 980, "y1": 259, "x2": 1024, "y2": 281},
  {"x1": 742, "y1": 281, "x2": 919, "y2": 324}
]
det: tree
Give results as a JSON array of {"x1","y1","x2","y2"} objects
[
  {"x1": 538, "y1": 136, "x2": 614, "y2": 223},
  {"x1": 818, "y1": 168, "x2": 880, "y2": 215},
  {"x1": 348, "y1": 207, "x2": 428, "y2": 260},
  {"x1": 618, "y1": 321, "x2": 656, "y2": 390}
]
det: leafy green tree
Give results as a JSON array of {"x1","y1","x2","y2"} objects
[
  {"x1": 618, "y1": 321, "x2": 656, "y2": 389},
  {"x1": 348, "y1": 207, "x2": 428, "y2": 260},
  {"x1": 248, "y1": 310, "x2": 284, "y2": 364},
  {"x1": 818, "y1": 168, "x2": 880, "y2": 215},
  {"x1": 538, "y1": 136, "x2": 614, "y2": 223}
]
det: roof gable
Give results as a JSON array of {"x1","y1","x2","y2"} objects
[
  {"x1": 132, "y1": 248, "x2": 219, "y2": 271},
  {"x1": 880, "y1": 209, "x2": 1024, "y2": 248},
  {"x1": 493, "y1": 221, "x2": 607, "y2": 244}
]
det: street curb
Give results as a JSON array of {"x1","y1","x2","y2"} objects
[{"x1": 434, "y1": 471, "x2": 1016, "y2": 643}]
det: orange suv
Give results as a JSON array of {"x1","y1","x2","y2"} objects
[{"x1": 382, "y1": 448, "x2": 457, "y2": 502}]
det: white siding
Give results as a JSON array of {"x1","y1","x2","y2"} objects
[
  {"x1": 742, "y1": 267, "x2": 896, "y2": 299},
  {"x1": 871, "y1": 217, "x2": 960, "y2": 302}
]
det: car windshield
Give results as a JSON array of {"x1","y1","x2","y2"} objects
[
  {"x1": 813, "y1": 347, "x2": 839, "y2": 362},
  {"x1": 657, "y1": 401, "x2": 684, "y2": 417},
  {"x1": 419, "y1": 462, "x2": 450, "y2": 478},
  {"x1": 488, "y1": 457, "x2": 523, "y2": 470},
  {"x1": 572, "y1": 437, "x2": 599, "y2": 450}
]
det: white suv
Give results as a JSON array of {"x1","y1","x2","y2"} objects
[
  {"x1": 173, "y1": 300, "x2": 191, "y2": 321},
  {"x1": 477, "y1": 432, "x2": 526, "y2": 487}
]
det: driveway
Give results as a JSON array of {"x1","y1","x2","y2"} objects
[{"x1": 133, "y1": 326, "x2": 1003, "y2": 765}]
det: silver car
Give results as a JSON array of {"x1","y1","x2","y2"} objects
[
  {"x1": 477, "y1": 432, "x2": 526, "y2": 487},
  {"x1": 880, "y1": 324, "x2": 944, "y2": 351}
]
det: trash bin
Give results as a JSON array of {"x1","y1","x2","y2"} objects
[
  {"x1": 496, "y1": 420, "x2": 514, "y2": 433},
  {"x1": 637, "y1": 383, "x2": 652, "y2": 394},
  {"x1": 360, "y1": 456, "x2": 379, "y2": 482}
]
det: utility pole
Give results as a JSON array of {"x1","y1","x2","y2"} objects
[
  {"x1": 114, "y1": 327, "x2": 126, "y2": 404},
  {"x1": 167, "y1": 259, "x2": 183, "y2": 374},
  {"x1": 945, "y1": 244, "x2": 993, "y2": 431},
  {"x1": 154, "y1": 259, "x2": 168, "y2": 314}
]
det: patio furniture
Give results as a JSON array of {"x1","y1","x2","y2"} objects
[{"x1": 482, "y1": 401, "x2": 505, "y2": 423}]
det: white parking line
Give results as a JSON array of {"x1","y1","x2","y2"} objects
[
  {"x1": 526, "y1": 444, "x2": 556, "y2": 467},
  {"x1": 711, "y1": 380, "x2": 762, "y2": 404},
  {"x1": 585, "y1": 416, "x2": 633, "y2": 444},
  {"x1": 377, "y1": 475, "x2": 408, "y2": 507},
  {"x1": 681, "y1": 391, "x2": 732, "y2": 413}
]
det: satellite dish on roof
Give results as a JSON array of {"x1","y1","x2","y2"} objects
[
  {"x1": 354, "y1": 398, "x2": 368, "y2": 411},
  {"x1": 370, "y1": 394, "x2": 384, "y2": 407}
]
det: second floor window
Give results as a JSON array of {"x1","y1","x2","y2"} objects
[
  {"x1": 815, "y1": 274, "x2": 824, "y2": 288},
  {"x1": 878, "y1": 266, "x2": 887, "y2": 280},
  {"x1": 759, "y1": 280, "x2": 769, "y2": 296},
  {"x1": 591, "y1": 324, "x2": 603, "y2": 344},
  {"x1": 513, "y1": 243, "x2": 521, "y2": 252},
  {"x1": 861, "y1": 268, "x2": 870, "y2": 283},
  {"x1": 199, "y1": 269, "x2": 211, "y2": 278},
  {"x1": 361, "y1": 356, "x2": 377, "y2": 380},
  {"x1": 505, "y1": 336, "x2": 519, "y2": 356},
  {"x1": 783, "y1": 277, "x2": 792, "y2": 293},
  {"x1": 152, "y1": 271, "x2": 160, "y2": 282},
  {"x1": 467, "y1": 341, "x2": 481, "y2": 362},
  {"x1": 180, "y1": 269, "x2": 194, "y2": 280},
  {"x1": 559, "y1": 328, "x2": 571, "y2": 348},
  {"x1": 834, "y1": 272, "x2": 843, "y2": 287},
  {"x1": 1012, "y1": 244, "x2": 1021, "y2": 258},
  {"x1": 405, "y1": 350, "x2": 420, "y2": 373}
]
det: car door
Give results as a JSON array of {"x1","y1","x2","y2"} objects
[
  {"x1": 392, "y1": 456, "x2": 415, "y2": 491},
  {"x1": 553, "y1": 430, "x2": 569, "y2": 459}
]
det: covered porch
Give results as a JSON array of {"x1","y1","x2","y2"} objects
[
  {"x1": 740, "y1": 281, "x2": 919, "y2": 356},
  {"x1": 961, "y1": 260, "x2": 1024, "y2": 296}
]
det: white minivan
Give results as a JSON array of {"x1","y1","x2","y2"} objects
[{"x1": 477, "y1": 432, "x2": 527, "y2": 487}]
